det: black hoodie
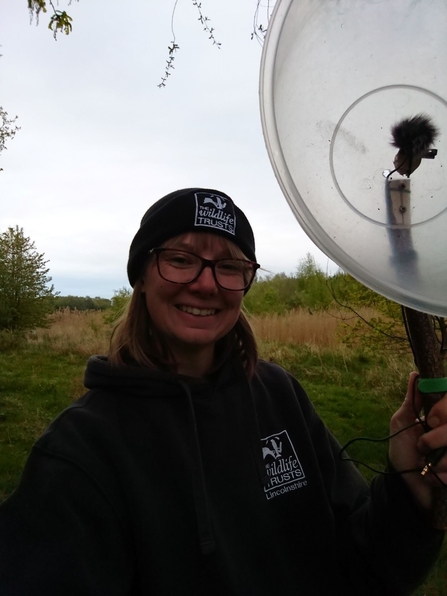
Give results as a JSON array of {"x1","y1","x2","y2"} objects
[{"x1": 0, "y1": 356, "x2": 443, "y2": 595}]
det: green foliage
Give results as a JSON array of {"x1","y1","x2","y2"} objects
[
  {"x1": 294, "y1": 253, "x2": 334, "y2": 309},
  {"x1": 54, "y1": 295, "x2": 111, "y2": 311},
  {"x1": 27, "y1": 0, "x2": 78, "y2": 39},
  {"x1": 328, "y1": 272, "x2": 409, "y2": 354},
  {"x1": 48, "y1": 10, "x2": 73, "y2": 39},
  {"x1": 244, "y1": 253, "x2": 333, "y2": 315},
  {"x1": 330, "y1": 271, "x2": 400, "y2": 317},
  {"x1": 0, "y1": 226, "x2": 57, "y2": 332},
  {"x1": 103, "y1": 287, "x2": 132, "y2": 325},
  {"x1": 27, "y1": 0, "x2": 47, "y2": 21}
]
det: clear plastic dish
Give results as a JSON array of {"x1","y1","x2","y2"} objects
[{"x1": 260, "y1": 0, "x2": 447, "y2": 316}]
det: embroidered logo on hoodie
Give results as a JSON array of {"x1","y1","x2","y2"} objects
[{"x1": 261, "y1": 430, "x2": 307, "y2": 500}]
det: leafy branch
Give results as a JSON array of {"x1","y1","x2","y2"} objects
[
  {"x1": 328, "y1": 279, "x2": 407, "y2": 341},
  {"x1": 158, "y1": 0, "x2": 221, "y2": 88},
  {"x1": 192, "y1": 0, "x2": 221, "y2": 49},
  {"x1": 28, "y1": 0, "x2": 77, "y2": 39},
  {"x1": 158, "y1": 0, "x2": 181, "y2": 88},
  {"x1": 325, "y1": 275, "x2": 411, "y2": 354}
]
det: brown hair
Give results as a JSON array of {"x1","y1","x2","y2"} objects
[{"x1": 108, "y1": 233, "x2": 258, "y2": 377}]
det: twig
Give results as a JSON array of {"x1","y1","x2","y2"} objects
[
  {"x1": 191, "y1": 1, "x2": 221, "y2": 48},
  {"x1": 251, "y1": 0, "x2": 273, "y2": 46},
  {"x1": 158, "y1": 0, "x2": 180, "y2": 88},
  {"x1": 158, "y1": 0, "x2": 221, "y2": 87}
]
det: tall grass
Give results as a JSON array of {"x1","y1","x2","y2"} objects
[
  {"x1": 27, "y1": 307, "x2": 370, "y2": 354},
  {"x1": 250, "y1": 309, "x2": 341, "y2": 347},
  {"x1": 28, "y1": 308, "x2": 109, "y2": 356},
  {"x1": 249, "y1": 307, "x2": 380, "y2": 348}
]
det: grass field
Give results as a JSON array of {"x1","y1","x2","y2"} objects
[{"x1": 0, "y1": 308, "x2": 445, "y2": 594}]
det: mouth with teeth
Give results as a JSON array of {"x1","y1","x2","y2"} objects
[{"x1": 178, "y1": 305, "x2": 217, "y2": 317}]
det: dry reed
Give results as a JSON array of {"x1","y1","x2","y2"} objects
[
  {"x1": 29, "y1": 308, "x2": 109, "y2": 356},
  {"x1": 28, "y1": 307, "x2": 379, "y2": 357},
  {"x1": 249, "y1": 308, "x2": 344, "y2": 348}
]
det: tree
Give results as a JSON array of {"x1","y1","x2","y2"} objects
[
  {"x1": 104, "y1": 287, "x2": 132, "y2": 325},
  {"x1": 0, "y1": 226, "x2": 57, "y2": 331},
  {"x1": 243, "y1": 255, "x2": 334, "y2": 315}
]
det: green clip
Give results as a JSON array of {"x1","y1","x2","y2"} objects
[{"x1": 418, "y1": 378, "x2": 447, "y2": 394}]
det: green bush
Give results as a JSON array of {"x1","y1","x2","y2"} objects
[
  {"x1": 103, "y1": 287, "x2": 132, "y2": 325},
  {"x1": 0, "y1": 226, "x2": 56, "y2": 332},
  {"x1": 245, "y1": 254, "x2": 334, "y2": 315}
]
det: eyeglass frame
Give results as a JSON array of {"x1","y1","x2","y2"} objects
[{"x1": 149, "y1": 247, "x2": 260, "y2": 291}]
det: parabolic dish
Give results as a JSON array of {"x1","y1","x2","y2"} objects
[{"x1": 260, "y1": 0, "x2": 447, "y2": 316}]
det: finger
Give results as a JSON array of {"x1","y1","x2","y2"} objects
[
  {"x1": 418, "y1": 424, "x2": 447, "y2": 454},
  {"x1": 394, "y1": 372, "x2": 421, "y2": 424},
  {"x1": 426, "y1": 391, "x2": 447, "y2": 429},
  {"x1": 390, "y1": 374, "x2": 426, "y2": 444}
]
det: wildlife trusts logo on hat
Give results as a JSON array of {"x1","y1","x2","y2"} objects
[{"x1": 194, "y1": 191, "x2": 236, "y2": 235}]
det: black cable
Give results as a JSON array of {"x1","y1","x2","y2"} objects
[
  {"x1": 339, "y1": 374, "x2": 447, "y2": 487},
  {"x1": 339, "y1": 420, "x2": 422, "y2": 477},
  {"x1": 401, "y1": 305, "x2": 419, "y2": 368}
]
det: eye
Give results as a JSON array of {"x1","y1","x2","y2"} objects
[
  {"x1": 218, "y1": 260, "x2": 246, "y2": 274},
  {"x1": 163, "y1": 251, "x2": 196, "y2": 268}
]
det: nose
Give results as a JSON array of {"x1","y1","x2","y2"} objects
[{"x1": 189, "y1": 264, "x2": 218, "y2": 293}]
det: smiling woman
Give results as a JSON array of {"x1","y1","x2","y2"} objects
[{"x1": 0, "y1": 187, "x2": 446, "y2": 596}]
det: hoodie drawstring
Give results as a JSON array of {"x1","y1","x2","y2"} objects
[
  {"x1": 242, "y1": 378, "x2": 270, "y2": 488},
  {"x1": 179, "y1": 381, "x2": 216, "y2": 555},
  {"x1": 178, "y1": 368, "x2": 268, "y2": 556}
]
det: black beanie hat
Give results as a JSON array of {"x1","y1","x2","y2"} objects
[{"x1": 127, "y1": 188, "x2": 256, "y2": 287}]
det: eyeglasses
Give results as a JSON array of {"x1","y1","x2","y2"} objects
[{"x1": 150, "y1": 248, "x2": 260, "y2": 291}]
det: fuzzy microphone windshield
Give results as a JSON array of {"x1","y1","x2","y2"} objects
[
  {"x1": 391, "y1": 113, "x2": 439, "y2": 157},
  {"x1": 390, "y1": 114, "x2": 440, "y2": 177}
]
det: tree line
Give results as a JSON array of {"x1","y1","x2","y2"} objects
[{"x1": 53, "y1": 295, "x2": 111, "y2": 311}]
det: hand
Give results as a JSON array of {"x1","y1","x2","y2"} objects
[{"x1": 388, "y1": 372, "x2": 447, "y2": 512}]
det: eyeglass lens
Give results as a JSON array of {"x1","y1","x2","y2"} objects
[{"x1": 157, "y1": 250, "x2": 255, "y2": 290}]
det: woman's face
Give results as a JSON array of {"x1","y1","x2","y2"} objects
[{"x1": 141, "y1": 233, "x2": 245, "y2": 369}]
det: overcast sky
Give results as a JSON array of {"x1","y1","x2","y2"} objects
[{"x1": 1, "y1": 0, "x2": 337, "y2": 298}]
